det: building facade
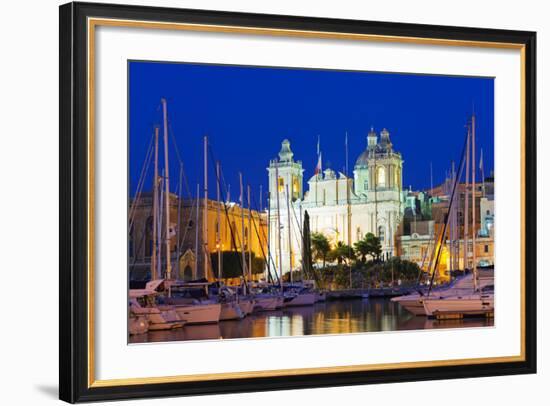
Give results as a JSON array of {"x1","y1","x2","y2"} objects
[
  {"x1": 129, "y1": 193, "x2": 267, "y2": 282},
  {"x1": 396, "y1": 177, "x2": 495, "y2": 282},
  {"x1": 267, "y1": 128, "x2": 404, "y2": 274}
]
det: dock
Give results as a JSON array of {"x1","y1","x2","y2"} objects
[{"x1": 326, "y1": 287, "x2": 413, "y2": 300}]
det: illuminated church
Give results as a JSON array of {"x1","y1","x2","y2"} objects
[{"x1": 267, "y1": 128, "x2": 404, "y2": 273}]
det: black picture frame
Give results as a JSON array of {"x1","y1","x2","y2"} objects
[{"x1": 59, "y1": 1, "x2": 537, "y2": 403}]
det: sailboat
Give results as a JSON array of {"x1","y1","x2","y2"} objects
[
  {"x1": 422, "y1": 114, "x2": 494, "y2": 318},
  {"x1": 129, "y1": 280, "x2": 186, "y2": 331},
  {"x1": 394, "y1": 114, "x2": 494, "y2": 317}
]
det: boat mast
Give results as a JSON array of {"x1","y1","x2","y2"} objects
[
  {"x1": 471, "y1": 114, "x2": 478, "y2": 291},
  {"x1": 158, "y1": 172, "x2": 164, "y2": 278},
  {"x1": 267, "y1": 192, "x2": 271, "y2": 282},
  {"x1": 247, "y1": 185, "x2": 252, "y2": 283},
  {"x1": 161, "y1": 98, "x2": 172, "y2": 280},
  {"x1": 151, "y1": 126, "x2": 159, "y2": 280},
  {"x1": 285, "y1": 184, "x2": 293, "y2": 284},
  {"x1": 176, "y1": 164, "x2": 183, "y2": 279},
  {"x1": 216, "y1": 161, "x2": 222, "y2": 284},
  {"x1": 194, "y1": 183, "x2": 199, "y2": 280},
  {"x1": 203, "y1": 135, "x2": 209, "y2": 280},
  {"x1": 451, "y1": 161, "x2": 456, "y2": 272},
  {"x1": 275, "y1": 166, "x2": 283, "y2": 293},
  {"x1": 239, "y1": 173, "x2": 248, "y2": 289},
  {"x1": 464, "y1": 125, "x2": 470, "y2": 271}
]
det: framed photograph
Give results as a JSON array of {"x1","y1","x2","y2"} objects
[{"x1": 59, "y1": 2, "x2": 536, "y2": 403}]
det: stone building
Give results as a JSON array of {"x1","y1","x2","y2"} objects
[
  {"x1": 129, "y1": 193, "x2": 267, "y2": 282},
  {"x1": 267, "y1": 128, "x2": 404, "y2": 274},
  {"x1": 396, "y1": 177, "x2": 495, "y2": 281}
]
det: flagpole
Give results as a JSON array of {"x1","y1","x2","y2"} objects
[
  {"x1": 345, "y1": 131, "x2": 349, "y2": 177},
  {"x1": 480, "y1": 148, "x2": 486, "y2": 197}
]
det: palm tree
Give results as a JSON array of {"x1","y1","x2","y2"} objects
[
  {"x1": 311, "y1": 232, "x2": 330, "y2": 269},
  {"x1": 354, "y1": 238, "x2": 370, "y2": 263},
  {"x1": 354, "y1": 232, "x2": 382, "y2": 262},
  {"x1": 331, "y1": 241, "x2": 355, "y2": 265}
]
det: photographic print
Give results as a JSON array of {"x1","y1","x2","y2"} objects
[
  {"x1": 60, "y1": 3, "x2": 535, "y2": 401},
  {"x1": 127, "y1": 61, "x2": 495, "y2": 343}
]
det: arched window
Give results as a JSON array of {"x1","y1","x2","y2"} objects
[
  {"x1": 378, "y1": 225, "x2": 385, "y2": 242},
  {"x1": 278, "y1": 177, "x2": 284, "y2": 193},
  {"x1": 377, "y1": 166, "x2": 386, "y2": 187}
]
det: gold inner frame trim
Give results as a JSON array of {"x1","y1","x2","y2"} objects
[{"x1": 87, "y1": 16, "x2": 527, "y2": 388}]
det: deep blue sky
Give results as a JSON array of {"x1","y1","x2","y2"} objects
[{"x1": 129, "y1": 61, "x2": 494, "y2": 209}]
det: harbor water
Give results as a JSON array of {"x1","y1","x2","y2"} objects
[{"x1": 129, "y1": 298, "x2": 494, "y2": 343}]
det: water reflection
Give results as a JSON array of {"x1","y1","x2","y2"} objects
[{"x1": 129, "y1": 298, "x2": 494, "y2": 344}]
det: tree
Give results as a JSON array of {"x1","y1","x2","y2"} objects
[
  {"x1": 330, "y1": 241, "x2": 355, "y2": 265},
  {"x1": 302, "y1": 211, "x2": 314, "y2": 279},
  {"x1": 311, "y1": 232, "x2": 330, "y2": 269},
  {"x1": 353, "y1": 238, "x2": 370, "y2": 263},
  {"x1": 361, "y1": 233, "x2": 382, "y2": 260},
  {"x1": 385, "y1": 257, "x2": 421, "y2": 282}
]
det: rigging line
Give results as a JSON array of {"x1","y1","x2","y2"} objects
[
  {"x1": 164, "y1": 120, "x2": 198, "y2": 263},
  {"x1": 427, "y1": 126, "x2": 469, "y2": 296},
  {"x1": 129, "y1": 132, "x2": 155, "y2": 230},
  {"x1": 171, "y1": 162, "x2": 195, "y2": 257},
  {"x1": 206, "y1": 143, "x2": 247, "y2": 278},
  {"x1": 129, "y1": 130, "x2": 154, "y2": 223},
  {"x1": 248, "y1": 189, "x2": 279, "y2": 284},
  {"x1": 177, "y1": 195, "x2": 197, "y2": 254},
  {"x1": 248, "y1": 187, "x2": 279, "y2": 284},
  {"x1": 167, "y1": 120, "x2": 192, "y2": 200},
  {"x1": 415, "y1": 210, "x2": 443, "y2": 287},
  {"x1": 128, "y1": 203, "x2": 154, "y2": 277}
]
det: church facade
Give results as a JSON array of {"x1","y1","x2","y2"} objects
[{"x1": 267, "y1": 128, "x2": 405, "y2": 273}]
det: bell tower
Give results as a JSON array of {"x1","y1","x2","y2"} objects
[{"x1": 267, "y1": 139, "x2": 304, "y2": 207}]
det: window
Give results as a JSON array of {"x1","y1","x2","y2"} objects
[
  {"x1": 292, "y1": 176, "x2": 299, "y2": 194},
  {"x1": 378, "y1": 225, "x2": 385, "y2": 242},
  {"x1": 486, "y1": 209, "x2": 491, "y2": 215},
  {"x1": 484, "y1": 244, "x2": 489, "y2": 253},
  {"x1": 364, "y1": 179, "x2": 368, "y2": 190},
  {"x1": 377, "y1": 167, "x2": 386, "y2": 187},
  {"x1": 278, "y1": 177, "x2": 284, "y2": 193}
]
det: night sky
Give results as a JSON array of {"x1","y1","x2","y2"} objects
[{"x1": 129, "y1": 61, "x2": 494, "y2": 209}]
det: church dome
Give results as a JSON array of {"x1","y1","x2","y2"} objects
[{"x1": 355, "y1": 150, "x2": 369, "y2": 167}]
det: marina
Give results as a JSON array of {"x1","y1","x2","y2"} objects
[
  {"x1": 129, "y1": 297, "x2": 494, "y2": 343},
  {"x1": 128, "y1": 74, "x2": 496, "y2": 343}
]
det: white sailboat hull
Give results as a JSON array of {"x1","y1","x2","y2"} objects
[
  {"x1": 219, "y1": 302, "x2": 245, "y2": 320},
  {"x1": 284, "y1": 292, "x2": 316, "y2": 307},
  {"x1": 253, "y1": 296, "x2": 280, "y2": 311},
  {"x1": 174, "y1": 303, "x2": 221, "y2": 324},
  {"x1": 130, "y1": 301, "x2": 184, "y2": 330},
  {"x1": 128, "y1": 314, "x2": 149, "y2": 335},
  {"x1": 423, "y1": 296, "x2": 494, "y2": 317},
  {"x1": 238, "y1": 299, "x2": 255, "y2": 315},
  {"x1": 398, "y1": 298, "x2": 427, "y2": 316},
  {"x1": 315, "y1": 292, "x2": 327, "y2": 302}
]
